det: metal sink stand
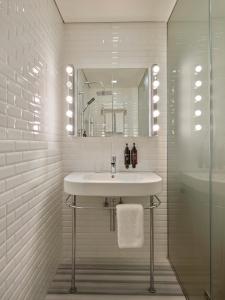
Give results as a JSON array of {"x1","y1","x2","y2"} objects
[{"x1": 65, "y1": 194, "x2": 161, "y2": 294}]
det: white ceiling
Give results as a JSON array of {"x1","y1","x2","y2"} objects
[
  {"x1": 55, "y1": 0, "x2": 177, "y2": 23},
  {"x1": 83, "y1": 68, "x2": 146, "y2": 88}
]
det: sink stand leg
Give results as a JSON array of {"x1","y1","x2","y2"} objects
[
  {"x1": 71, "y1": 195, "x2": 77, "y2": 293},
  {"x1": 149, "y1": 195, "x2": 156, "y2": 293}
]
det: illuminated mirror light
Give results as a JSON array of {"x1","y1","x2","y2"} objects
[
  {"x1": 66, "y1": 110, "x2": 73, "y2": 118},
  {"x1": 34, "y1": 96, "x2": 40, "y2": 104},
  {"x1": 66, "y1": 95, "x2": 73, "y2": 104},
  {"x1": 153, "y1": 80, "x2": 160, "y2": 89},
  {"x1": 66, "y1": 66, "x2": 73, "y2": 75},
  {"x1": 195, "y1": 110, "x2": 202, "y2": 117},
  {"x1": 66, "y1": 124, "x2": 73, "y2": 132},
  {"x1": 195, "y1": 124, "x2": 202, "y2": 131},
  {"x1": 153, "y1": 124, "x2": 160, "y2": 132},
  {"x1": 195, "y1": 80, "x2": 202, "y2": 87},
  {"x1": 33, "y1": 125, "x2": 39, "y2": 131},
  {"x1": 195, "y1": 95, "x2": 202, "y2": 102},
  {"x1": 195, "y1": 65, "x2": 202, "y2": 73},
  {"x1": 112, "y1": 80, "x2": 117, "y2": 84},
  {"x1": 66, "y1": 64, "x2": 75, "y2": 135},
  {"x1": 153, "y1": 95, "x2": 160, "y2": 103},
  {"x1": 153, "y1": 110, "x2": 160, "y2": 118},
  {"x1": 66, "y1": 81, "x2": 73, "y2": 89},
  {"x1": 152, "y1": 65, "x2": 160, "y2": 74}
]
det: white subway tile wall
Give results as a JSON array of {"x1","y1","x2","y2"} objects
[
  {"x1": 62, "y1": 23, "x2": 167, "y2": 265},
  {"x1": 0, "y1": 1, "x2": 63, "y2": 300}
]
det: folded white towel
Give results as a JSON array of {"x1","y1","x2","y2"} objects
[{"x1": 116, "y1": 204, "x2": 144, "y2": 249}]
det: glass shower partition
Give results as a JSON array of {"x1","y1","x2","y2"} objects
[
  {"x1": 167, "y1": 0, "x2": 211, "y2": 299},
  {"x1": 168, "y1": 0, "x2": 225, "y2": 299}
]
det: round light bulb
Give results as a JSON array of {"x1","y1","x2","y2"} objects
[
  {"x1": 153, "y1": 65, "x2": 160, "y2": 74},
  {"x1": 34, "y1": 96, "x2": 40, "y2": 104},
  {"x1": 153, "y1": 95, "x2": 160, "y2": 103},
  {"x1": 153, "y1": 124, "x2": 160, "y2": 132},
  {"x1": 195, "y1": 124, "x2": 202, "y2": 131},
  {"x1": 195, "y1": 80, "x2": 202, "y2": 87},
  {"x1": 153, "y1": 80, "x2": 160, "y2": 89},
  {"x1": 66, "y1": 110, "x2": 73, "y2": 118},
  {"x1": 195, "y1": 65, "x2": 202, "y2": 73},
  {"x1": 66, "y1": 124, "x2": 73, "y2": 132},
  {"x1": 153, "y1": 110, "x2": 160, "y2": 118},
  {"x1": 195, "y1": 95, "x2": 202, "y2": 102},
  {"x1": 66, "y1": 66, "x2": 73, "y2": 75},
  {"x1": 66, "y1": 95, "x2": 73, "y2": 104},
  {"x1": 66, "y1": 81, "x2": 73, "y2": 89},
  {"x1": 33, "y1": 125, "x2": 39, "y2": 131},
  {"x1": 195, "y1": 110, "x2": 202, "y2": 117}
]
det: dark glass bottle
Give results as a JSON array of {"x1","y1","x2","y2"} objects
[
  {"x1": 131, "y1": 143, "x2": 138, "y2": 168},
  {"x1": 124, "y1": 143, "x2": 130, "y2": 169}
]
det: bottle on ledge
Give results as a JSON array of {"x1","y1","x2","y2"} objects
[
  {"x1": 124, "y1": 143, "x2": 130, "y2": 169},
  {"x1": 131, "y1": 143, "x2": 138, "y2": 168}
]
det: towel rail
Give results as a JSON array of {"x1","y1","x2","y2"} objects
[
  {"x1": 65, "y1": 194, "x2": 161, "y2": 210},
  {"x1": 65, "y1": 193, "x2": 161, "y2": 294}
]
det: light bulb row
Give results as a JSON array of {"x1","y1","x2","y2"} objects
[
  {"x1": 151, "y1": 64, "x2": 160, "y2": 135},
  {"x1": 194, "y1": 65, "x2": 203, "y2": 132},
  {"x1": 66, "y1": 65, "x2": 75, "y2": 134},
  {"x1": 32, "y1": 95, "x2": 41, "y2": 134}
]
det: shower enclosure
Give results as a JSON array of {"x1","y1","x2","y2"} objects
[{"x1": 167, "y1": 0, "x2": 225, "y2": 299}]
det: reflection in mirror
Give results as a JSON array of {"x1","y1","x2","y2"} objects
[{"x1": 76, "y1": 68, "x2": 151, "y2": 137}]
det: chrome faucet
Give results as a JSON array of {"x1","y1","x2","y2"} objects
[{"x1": 111, "y1": 156, "x2": 116, "y2": 176}]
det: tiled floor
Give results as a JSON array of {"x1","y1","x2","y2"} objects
[
  {"x1": 47, "y1": 264, "x2": 183, "y2": 296},
  {"x1": 46, "y1": 295, "x2": 185, "y2": 300}
]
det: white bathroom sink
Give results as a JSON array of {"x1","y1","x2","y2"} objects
[{"x1": 64, "y1": 172, "x2": 162, "y2": 197}]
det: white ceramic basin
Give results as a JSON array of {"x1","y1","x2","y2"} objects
[{"x1": 64, "y1": 172, "x2": 162, "y2": 197}]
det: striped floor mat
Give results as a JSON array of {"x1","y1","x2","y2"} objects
[{"x1": 48, "y1": 264, "x2": 183, "y2": 296}]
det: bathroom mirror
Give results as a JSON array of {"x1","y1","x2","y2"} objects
[{"x1": 75, "y1": 68, "x2": 152, "y2": 137}]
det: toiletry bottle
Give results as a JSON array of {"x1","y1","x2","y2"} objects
[
  {"x1": 124, "y1": 143, "x2": 130, "y2": 169},
  {"x1": 131, "y1": 143, "x2": 138, "y2": 168}
]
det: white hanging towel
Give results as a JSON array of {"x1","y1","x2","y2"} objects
[{"x1": 116, "y1": 204, "x2": 144, "y2": 248}]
